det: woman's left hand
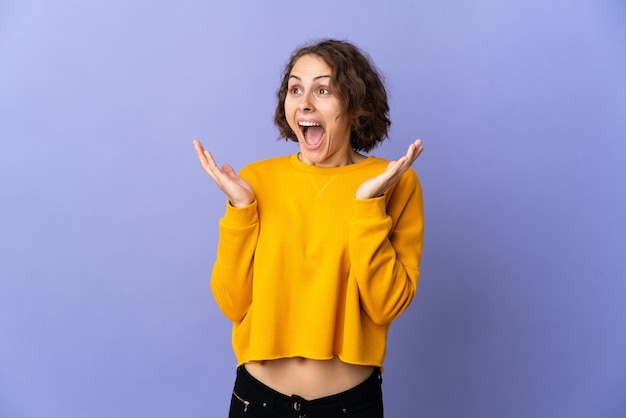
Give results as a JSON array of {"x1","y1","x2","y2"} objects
[{"x1": 355, "y1": 139, "x2": 423, "y2": 200}]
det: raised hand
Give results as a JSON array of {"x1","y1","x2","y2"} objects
[
  {"x1": 355, "y1": 139, "x2": 423, "y2": 200},
  {"x1": 193, "y1": 139, "x2": 255, "y2": 208}
]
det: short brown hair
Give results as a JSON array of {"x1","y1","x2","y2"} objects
[{"x1": 274, "y1": 39, "x2": 390, "y2": 153}]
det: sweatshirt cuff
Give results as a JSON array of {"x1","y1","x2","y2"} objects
[
  {"x1": 352, "y1": 196, "x2": 387, "y2": 222},
  {"x1": 221, "y1": 200, "x2": 259, "y2": 227}
]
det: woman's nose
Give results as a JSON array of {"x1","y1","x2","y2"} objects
[{"x1": 299, "y1": 94, "x2": 314, "y2": 112}]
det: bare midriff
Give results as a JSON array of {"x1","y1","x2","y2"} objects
[{"x1": 244, "y1": 356, "x2": 375, "y2": 400}]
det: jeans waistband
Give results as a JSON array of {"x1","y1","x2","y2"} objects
[{"x1": 234, "y1": 365, "x2": 382, "y2": 416}]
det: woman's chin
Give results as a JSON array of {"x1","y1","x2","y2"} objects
[{"x1": 298, "y1": 142, "x2": 325, "y2": 164}]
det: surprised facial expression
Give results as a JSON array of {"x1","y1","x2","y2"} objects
[{"x1": 284, "y1": 54, "x2": 355, "y2": 167}]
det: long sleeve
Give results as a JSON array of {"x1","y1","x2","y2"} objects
[
  {"x1": 210, "y1": 200, "x2": 259, "y2": 322},
  {"x1": 348, "y1": 169, "x2": 424, "y2": 325}
]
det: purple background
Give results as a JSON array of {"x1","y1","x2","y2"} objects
[{"x1": 1, "y1": 1, "x2": 625, "y2": 417}]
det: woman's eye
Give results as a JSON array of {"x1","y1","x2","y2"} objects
[
  {"x1": 289, "y1": 87, "x2": 301, "y2": 94},
  {"x1": 318, "y1": 88, "x2": 330, "y2": 95}
]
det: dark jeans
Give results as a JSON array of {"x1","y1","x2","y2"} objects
[{"x1": 228, "y1": 365, "x2": 384, "y2": 418}]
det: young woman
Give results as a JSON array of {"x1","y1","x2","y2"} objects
[{"x1": 194, "y1": 39, "x2": 424, "y2": 418}]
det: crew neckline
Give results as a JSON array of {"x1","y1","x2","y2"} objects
[{"x1": 289, "y1": 153, "x2": 377, "y2": 174}]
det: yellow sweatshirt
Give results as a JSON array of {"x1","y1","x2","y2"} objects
[{"x1": 211, "y1": 153, "x2": 424, "y2": 368}]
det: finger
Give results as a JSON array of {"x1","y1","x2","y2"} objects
[
  {"x1": 412, "y1": 145, "x2": 424, "y2": 163},
  {"x1": 407, "y1": 140, "x2": 420, "y2": 158},
  {"x1": 222, "y1": 164, "x2": 240, "y2": 181},
  {"x1": 203, "y1": 150, "x2": 218, "y2": 170},
  {"x1": 406, "y1": 139, "x2": 423, "y2": 165},
  {"x1": 413, "y1": 139, "x2": 423, "y2": 153},
  {"x1": 222, "y1": 163, "x2": 236, "y2": 175},
  {"x1": 193, "y1": 139, "x2": 210, "y2": 160},
  {"x1": 201, "y1": 150, "x2": 227, "y2": 184},
  {"x1": 193, "y1": 140, "x2": 208, "y2": 163},
  {"x1": 194, "y1": 141, "x2": 229, "y2": 182},
  {"x1": 405, "y1": 146, "x2": 418, "y2": 165}
]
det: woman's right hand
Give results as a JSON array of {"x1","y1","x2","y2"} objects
[{"x1": 193, "y1": 139, "x2": 255, "y2": 208}]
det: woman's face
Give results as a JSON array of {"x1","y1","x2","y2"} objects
[{"x1": 284, "y1": 54, "x2": 356, "y2": 167}]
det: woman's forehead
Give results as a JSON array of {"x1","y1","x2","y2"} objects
[{"x1": 290, "y1": 54, "x2": 332, "y2": 77}]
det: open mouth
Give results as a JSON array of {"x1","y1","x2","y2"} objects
[{"x1": 299, "y1": 121, "x2": 325, "y2": 148}]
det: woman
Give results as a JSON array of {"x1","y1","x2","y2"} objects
[{"x1": 193, "y1": 39, "x2": 424, "y2": 418}]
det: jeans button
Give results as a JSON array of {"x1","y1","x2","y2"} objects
[{"x1": 293, "y1": 401, "x2": 301, "y2": 411}]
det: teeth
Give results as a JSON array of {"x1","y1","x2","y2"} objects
[{"x1": 299, "y1": 121, "x2": 321, "y2": 127}]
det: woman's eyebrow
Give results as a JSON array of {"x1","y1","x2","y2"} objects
[{"x1": 288, "y1": 74, "x2": 331, "y2": 81}]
